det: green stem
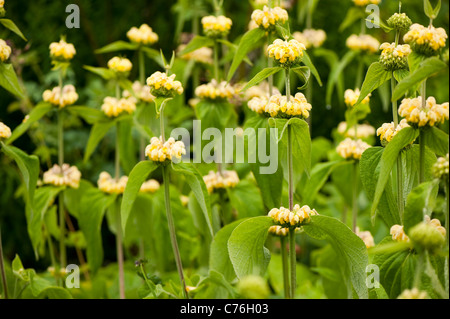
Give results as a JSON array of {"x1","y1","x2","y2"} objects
[
  {"x1": 391, "y1": 76, "x2": 399, "y2": 127},
  {"x1": 280, "y1": 236, "x2": 290, "y2": 299},
  {"x1": 139, "y1": 48, "x2": 145, "y2": 85},
  {"x1": 163, "y1": 166, "x2": 189, "y2": 299},
  {"x1": 160, "y1": 101, "x2": 166, "y2": 143},
  {"x1": 352, "y1": 161, "x2": 359, "y2": 233},
  {"x1": 419, "y1": 81, "x2": 427, "y2": 184},
  {"x1": 0, "y1": 228, "x2": 8, "y2": 299},
  {"x1": 268, "y1": 33, "x2": 274, "y2": 96},
  {"x1": 444, "y1": 182, "x2": 449, "y2": 295},
  {"x1": 115, "y1": 199, "x2": 126, "y2": 299},
  {"x1": 413, "y1": 252, "x2": 424, "y2": 288},
  {"x1": 213, "y1": 40, "x2": 220, "y2": 82},
  {"x1": 57, "y1": 109, "x2": 66, "y2": 272},
  {"x1": 289, "y1": 229, "x2": 296, "y2": 299},
  {"x1": 306, "y1": 0, "x2": 313, "y2": 29}
]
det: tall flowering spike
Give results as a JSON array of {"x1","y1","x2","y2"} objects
[
  {"x1": 127, "y1": 24, "x2": 158, "y2": 45},
  {"x1": 123, "y1": 81, "x2": 155, "y2": 103},
  {"x1": 398, "y1": 96, "x2": 449, "y2": 128},
  {"x1": 0, "y1": 39, "x2": 11, "y2": 62},
  {"x1": 201, "y1": 15, "x2": 232, "y2": 38},
  {"x1": 268, "y1": 204, "x2": 318, "y2": 228},
  {"x1": 251, "y1": 6, "x2": 288, "y2": 31},
  {"x1": 338, "y1": 122, "x2": 376, "y2": 139},
  {"x1": 265, "y1": 93, "x2": 312, "y2": 118},
  {"x1": 336, "y1": 138, "x2": 371, "y2": 160},
  {"x1": 203, "y1": 170, "x2": 240, "y2": 193},
  {"x1": 267, "y1": 39, "x2": 306, "y2": 67},
  {"x1": 387, "y1": 13, "x2": 412, "y2": 33},
  {"x1": 390, "y1": 224, "x2": 410, "y2": 242},
  {"x1": 345, "y1": 89, "x2": 370, "y2": 107},
  {"x1": 42, "y1": 85, "x2": 79, "y2": 108},
  {"x1": 43, "y1": 164, "x2": 82, "y2": 189},
  {"x1": 352, "y1": 0, "x2": 381, "y2": 6},
  {"x1": 346, "y1": 34, "x2": 380, "y2": 54},
  {"x1": 140, "y1": 179, "x2": 161, "y2": 194},
  {"x1": 178, "y1": 45, "x2": 213, "y2": 65},
  {"x1": 195, "y1": 80, "x2": 236, "y2": 101},
  {"x1": 101, "y1": 97, "x2": 136, "y2": 118},
  {"x1": 98, "y1": 172, "x2": 128, "y2": 194},
  {"x1": 379, "y1": 43, "x2": 411, "y2": 71},
  {"x1": 0, "y1": 122, "x2": 11, "y2": 140},
  {"x1": 107, "y1": 56, "x2": 133, "y2": 74},
  {"x1": 432, "y1": 154, "x2": 449, "y2": 180},
  {"x1": 376, "y1": 119, "x2": 411, "y2": 146},
  {"x1": 293, "y1": 29, "x2": 327, "y2": 49},
  {"x1": 49, "y1": 39, "x2": 76, "y2": 62},
  {"x1": 404, "y1": 24, "x2": 448, "y2": 56},
  {"x1": 145, "y1": 136, "x2": 186, "y2": 163},
  {"x1": 146, "y1": 71, "x2": 184, "y2": 97}
]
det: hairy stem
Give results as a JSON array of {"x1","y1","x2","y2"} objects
[
  {"x1": 139, "y1": 47, "x2": 147, "y2": 163},
  {"x1": 268, "y1": 33, "x2": 274, "y2": 96},
  {"x1": 213, "y1": 40, "x2": 220, "y2": 82},
  {"x1": 115, "y1": 199, "x2": 126, "y2": 299},
  {"x1": 163, "y1": 166, "x2": 189, "y2": 299},
  {"x1": 289, "y1": 229, "x2": 296, "y2": 299},
  {"x1": 160, "y1": 101, "x2": 166, "y2": 143},
  {"x1": 0, "y1": 228, "x2": 8, "y2": 299},
  {"x1": 352, "y1": 161, "x2": 359, "y2": 232},
  {"x1": 280, "y1": 236, "x2": 290, "y2": 299}
]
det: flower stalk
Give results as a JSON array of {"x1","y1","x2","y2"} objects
[
  {"x1": 0, "y1": 228, "x2": 8, "y2": 299},
  {"x1": 419, "y1": 81, "x2": 427, "y2": 184},
  {"x1": 352, "y1": 161, "x2": 359, "y2": 232},
  {"x1": 280, "y1": 236, "x2": 290, "y2": 299}
]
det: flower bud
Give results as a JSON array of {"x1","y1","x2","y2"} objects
[
  {"x1": 379, "y1": 43, "x2": 411, "y2": 71},
  {"x1": 432, "y1": 154, "x2": 449, "y2": 180},
  {"x1": 409, "y1": 222, "x2": 445, "y2": 253},
  {"x1": 387, "y1": 13, "x2": 412, "y2": 33},
  {"x1": 147, "y1": 71, "x2": 184, "y2": 97},
  {"x1": 0, "y1": 122, "x2": 11, "y2": 141},
  {"x1": 236, "y1": 275, "x2": 270, "y2": 299}
]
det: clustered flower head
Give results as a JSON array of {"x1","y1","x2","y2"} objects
[
  {"x1": 49, "y1": 39, "x2": 76, "y2": 61},
  {"x1": 43, "y1": 164, "x2": 81, "y2": 189},
  {"x1": 178, "y1": 45, "x2": 213, "y2": 64},
  {"x1": 404, "y1": 24, "x2": 448, "y2": 56},
  {"x1": 346, "y1": 34, "x2": 380, "y2": 54},
  {"x1": 376, "y1": 119, "x2": 410, "y2": 146},
  {"x1": 127, "y1": 24, "x2": 158, "y2": 45},
  {"x1": 398, "y1": 96, "x2": 449, "y2": 128},
  {"x1": 379, "y1": 43, "x2": 411, "y2": 71},
  {"x1": 251, "y1": 6, "x2": 288, "y2": 31},
  {"x1": 293, "y1": 29, "x2": 327, "y2": 49},
  {"x1": 201, "y1": 15, "x2": 232, "y2": 38},
  {"x1": 101, "y1": 97, "x2": 136, "y2": 117},
  {"x1": 0, "y1": 39, "x2": 11, "y2": 62},
  {"x1": 123, "y1": 81, "x2": 155, "y2": 103},
  {"x1": 336, "y1": 138, "x2": 371, "y2": 160},
  {"x1": 42, "y1": 85, "x2": 79, "y2": 108},
  {"x1": 145, "y1": 136, "x2": 186, "y2": 163},
  {"x1": 344, "y1": 89, "x2": 370, "y2": 107},
  {"x1": 147, "y1": 71, "x2": 184, "y2": 97},
  {"x1": 432, "y1": 154, "x2": 449, "y2": 180},
  {"x1": 356, "y1": 227, "x2": 375, "y2": 249},
  {"x1": 387, "y1": 13, "x2": 412, "y2": 33},
  {"x1": 267, "y1": 39, "x2": 306, "y2": 67},
  {"x1": 397, "y1": 288, "x2": 428, "y2": 299},
  {"x1": 0, "y1": 0, "x2": 4, "y2": 8},
  {"x1": 195, "y1": 80, "x2": 235, "y2": 100},
  {"x1": 203, "y1": 170, "x2": 240, "y2": 193},
  {"x1": 410, "y1": 216, "x2": 446, "y2": 253},
  {"x1": 107, "y1": 56, "x2": 132, "y2": 74},
  {"x1": 248, "y1": 96, "x2": 269, "y2": 114},
  {"x1": 268, "y1": 204, "x2": 318, "y2": 228},
  {"x1": 98, "y1": 172, "x2": 128, "y2": 194},
  {"x1": 352, "y1": 0, "x2": 381, "y2": 6},
  {"x1": 338, "y1": 122, "x2": 375, "y2": 139},
  {"x1": 390, "y1": 224, "x2": 409, "y2": 242},
  {"x1": 140, "y1": 179, "x2": 160, "y2": 194},
  {"x1": 265, "y1": 93, "x2": 312, "y2": 118},
  {"x1": 0, "y1": 122, "x2": 11, "y2": 140},
  {"x1": 268, "y1": 225, "x2": 290, "y2": 237}
]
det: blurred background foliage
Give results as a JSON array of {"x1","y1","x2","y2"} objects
[{"x1": 0, "y1": 0, "x2": 449, "y2": 270}]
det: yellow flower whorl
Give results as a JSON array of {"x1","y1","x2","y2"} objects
[
  {"x1": 337, "y1": 122, "x2": 375, "y2": 139},
  {"x1": 344, "y1": 89, "x2": 370, "y2": 107},
  {"x1": 42, "y1": 85, "x2": 79, "y2": 108},
  {"x1": 267, "y1": 38, "x2": 306, "y2": 66},
  {"x1": 145, "y1": 136, "x2": 186, "y2": 163},
  {"x1": 195, "y1": 80, "x2": 236, "y2": 101},
  {"x1": 398, "y1": 96, "x2": 449, "y2": 128},
  {"x1": 107, "y1": 56, "x2": 133, "y2": 73},
  {"x1": 346, "y1": 34, "x2": 380, "y2": 54},
  {"x1": 336, "y1": 138, "x2": 371, "y2": 160},
  {"x1": 123, "y1": 81, "x2": 155, "y2": 103},
  {"x1": 0, "y1": 39, "x2": 11, "y2": 62},
  {"x1": 251, "y1": 6, "x2": 288, "y2": 31},
  {"x1": 293, "y1": 29, "x2": 326, "y2": 49},
  {"x1": 203, "y1": 170, "x2": 240, "y2": 193},
  {"x1": 265, "y1": 93, "x2": 312, "y2": 118},
  {"x1": 379, "y1": 42, "x2": 411, "y2": 71},
  {"x1": 352, "y1": 0, "x2": 382, "y2": 6},
  {"x1": 147, "y1": 71, "x2": 184, "y2": 97},
  {"x1": 201, "y1": 15, "x2": 232, "y2": 38},
  {"x1": 140, "y1": 179, "x2": 160, "y2": 194},
  {"x1": 390, "y1": 224, "x2": 409, "y2": 242},
  {"x1": 127, "y1": 24, "x2": 158, "y2": 45},
  {"x1": 43, "y1": 164, "x2": 81, "y2": 189},
  {"x1": 98, "y1": 172, "x2": 128, "y2": 194},
  {"x1": 0, "y1": 122, "x2": 12, "y2": 140},
  {"x1": 376, "y1": 119, "x2": 410, "y2": 146},
  {"x1": 404, "y1": 24, "x2": 448, "y2": 56},
  {"x1": 433, "y1": 154, "x2": 449, "y2": 180},
  {"x1": 268, "y1": 204, "x2": 318, "y2": 228},
  {"x1": 101, "y1": 97, "x2": 136, "y2": 117},
  {"x1": 49, "y1": 39, "x2": 76, "y2": 61}
]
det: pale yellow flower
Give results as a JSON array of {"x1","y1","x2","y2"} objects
[
  {"x1": 0, "y1": 0, "x2": 4, "y2": 8},
  {"x1": 376, "y1": 119, "x2": 410, "y2": 146},
  {"x1": 123, "y1": 81, "x2": 155, "y2": 103},
  {"x1": 267, "y1": 38, "x2": 306, "y2": 66},
  {"x1": 178, "y1": 45, "x2": 213, "y2": 64},
  {"x1": 147, "y1": 71, "x2": 184, "y2": 97},
  {"x1": 251, "y1": 6, "x2": 288, "y2": 30},
  {"x1": 201, "y1": 15, "x2": 232, "y2": 38},
  {"x1": 42, "y1": 85, "x2": 79, "y2": 108},
  {"x1": 0, "y1": 122, "x2": 11, "y2": 140},
  {"x1": 397, "y1": 288, "x2": 428, "y2": 299},
  {"x1": 0, "y1": 39, "x2": 11, "y2": 62},
  {"x1": 379, "y1": 43, "x2": 411, "y2": 70},
  {"x1": 424, "y1": 215, "x2": 447, "y2": 238},
  {"x1": 404, "y1": 24, "x2": 447, "y2": 56},
  {"x1": 268, "y1": 225, "x2": 289, "y2": 237},
  {"x1": 338, "y1": 122, "x2": 375, "y2": 139},
  {"x1": 352, "y1": 0, "x2": 381, "y2": 6},
  {"x1": 43, "y1": 164, "x2": 81, "y2": 189},
  {"x1": 107, "y1": 56, "x2": 132, "y2": 73},
  {"x1": 268, "y1": 204, "x2": 318, "y2": 228},
  {"x1": 433, "y1": 154, "x2": 449, "y2": 180},
  {"x1": 243, "y1": 81, "x2": 279, "y2": 101},
  {"x1": 356, "y1": 227, "x2": 375, "y2": 249},
  {"x1": 127, "y1": 24, "x2": 158, "y2": 45},
  {"x1": 203, "y1": 170, "x2": 240, "y2": 193},
  {"x1": 293, "y1": 29, "x2": 326, "y2": 49},
  {"x1": 390, "y1": 224, "x2": 409, "y2": 242},
  {"x1": 101, "y1": 97, "x2": 136, "y2": 117},
  {"x1": 140, "y1": 179, "x2": 160, "y2": 194},
  {"x1": 98, "y1": 172, "x2": 128, "y2": 194},
  {"x1": 336, "y1": 138, "x2": 371, "y2": 160},
  {"x1": 398, "y1": 96, "x2": 449, "y2": 127},
  {"x1": 344, "y1": 89, "x2": 370, "y2": 107},
  {"x1": 145, "y1": 136, "x2": 186, "y2": 163},
  {"x1": 346, "y1": 34, "x2": 380, "y2": 54},
  {"x1": 265, "y1": 93, "x2": 312, "y2": 118},
  {"x1": 49, "y1": 39, "x2": 76, "y2": 61},
  {"x1": 195, "y1": 80, "x2": 236, "y2": 100}
]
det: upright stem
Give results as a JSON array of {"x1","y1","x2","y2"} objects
[
  {"x1": 352, "y1": 161, "x2": 359, "y2": 232},
  {"x1": 213, "y1": 40, "x2": 220, "y2": 82},
  {"x1": 444, "y1": 182, "x2": 449, "y2": 295},
  {"x1": 138, "y1": 49, "x2": 147, "y2": 163},
  {"x1": 289, "y1": 229, "x2": 296, "y2": 299},
  {"x1": 414, "y1": 252, "x2": 424, "y2": 288},
  {"x1": 280, "y1": 236, "x2": 290, "y2": 299},
  {"x1": 391, "y1": 77, "x2": 399, "y2": 127},
  {"x1": 419, "y1": 82, "x2": 427, "y2": 184},
  {"x1": 160, "y1": 102, "x2": 166, "y2": 143},
  {"x1": 163, "y1": 166, "x2": 188, "y2": 299},
  {"x1": 115, "y1": 122, "x2": 125, "y2": 299},
  {"x1": 0, "y1": 228, "x2": 8, "y2": 299},
  {"x1": 268, "y1": 33, "x2": 274, "y2": 96},
  {"x1": 57, "y1": 112, "x2": 66, "y2": 272}
]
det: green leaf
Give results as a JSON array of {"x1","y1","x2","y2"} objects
[
  {"x1": 422, "y1": 126, "x2": 449, "y2": 157},
  {"x1": 142, "y1": 47, "x2": 165, "y2": 68},
  {"x1": 95, "y1": 40, "x2": 139, "y2": 54},
  {"x1": 408, "y1": 51, "x2": 427, "y2": 73},
  {"x1": 0, "y1": 19, "x2": 27, "y2": 41},
  {"x1": 404, "y1": 180, "x2": 439, "y2": 233},
  {"x1": 83, "y1": 65, "x2": 115, "y2": 80},
  {"x1": 339, "y1": 7, "x2": 365, "y2": 32},
  {"x1": 371, "y1": 127, "x2": 419, "y2": 221},
  {"x1": 117, "y1": 119, "x2": 137, "y2": 175},
  {"x1": 195, "y1": 100, "x2": 235, "y2": 132},
  {"x1": 304, "y1": 215, "x2": 369, "y2": 299},
  {"x1": 1, "y1": 144, "x2": 40, "y2": 207},
  {"x1": 424, "y1": 0, "x2": 441, "y2": 20},
  {"x1": 179, "y1": 35, "x2": 215, "y2": 56},
  {"x1": 241, "y1": 67, "x2": 284, "y2": 92},
  {"x1": 121, "y1": 161, "x2": 159, "y2": 236},
  {"x1": 360, "y1": 147, "x2": 401, "y2": 228},
  {"x1": 67, "y1": 106, "x2": 106, "y2": 125},
  {"x1": 228, "y1": 216, "x2": 273, "y2": 279},
  {"x1": 392, "y1": 57, "x2": 447, "y2": 101},
  {"x1": 171, "y1": 163, "x2": 214, "y2": 237},
  {"x1": 227, "y1": 28, "x2": 266, "y2": 81},
  {"x1": 355, "y1": 62, "x2": 392, "y2": 106},
  {"x1": 6, "y1": 103, "x2": 53, "y2": 145},
  {"x1": 0, "y1": 63, "x2": 24, "y2": 97},
  {"x1": 345, "y1": 102, "x2": 371, "y2": 129},
  {"x1": 227, "y1": 180, "x2": 265, "y2": 219},
  {"x1": 326, "y1": 51, "x2": 358, "y2": 107},
  {"x1": 83, "y1": 120, "x2": 116, "y2": 162},
  {"x1": 291, "y1": 66, "x2": 311, "y2": 90},
  {"x1": 301, "y1": 51, "x2": 322, "y2": 87}
]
